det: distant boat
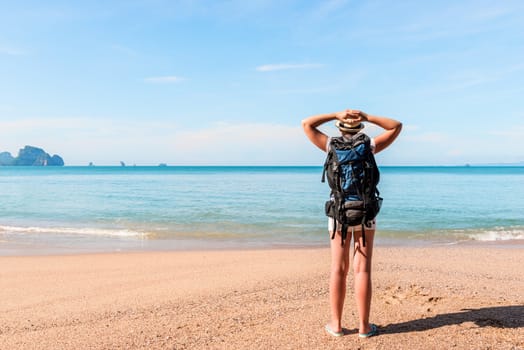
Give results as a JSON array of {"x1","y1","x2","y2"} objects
[
  {"x1": 120, "y1": 161, "x2": 126, "y2": 167},
  {"x1": 158, "y1": 163, "x2": 167, "y2": 167},
  {"x1": 88, "y1": 162, "x2": 94, "y2": 167}
]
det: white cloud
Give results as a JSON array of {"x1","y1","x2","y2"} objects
[
  {"x1": 144, "y1": 76, "x2": 185, "y2": 83},
  {"x1": 256, "y1": 63, "x2": 324, "y2": 72},
  {"x1": 0, "y1": 118, "x2": 318, "y2": 165},
  {"x1": 170, "y1": 122, "x2": 314, "y2": 165},
  {"x1": 0, "y1": 117, "x2": 180, "y2": 165}
]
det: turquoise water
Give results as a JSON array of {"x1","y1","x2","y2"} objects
[{"x1": 1, "y1": 166, "x2": 523, "y2": 254}]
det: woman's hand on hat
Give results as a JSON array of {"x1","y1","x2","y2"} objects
[
  {"x1": 337, "y1": 109, "x2": 368, "y2": 122},
  {"x1": 335, "y1": 110, "x2": 351, "y2": 121},
  {"x1": 354, "y1": 110, "x2": 369, "y2": 122}
]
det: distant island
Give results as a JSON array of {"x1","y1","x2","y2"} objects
[{"x1": 0, "y1": 146, "x2": 64, "y2": 166}]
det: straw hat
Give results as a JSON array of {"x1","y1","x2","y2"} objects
[{"x1": 335, "y1": 120, "x2": 364, "y2": 133}]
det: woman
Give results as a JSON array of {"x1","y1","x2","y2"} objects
[{"x1": 302, "y1": 108, "x2": 402, "y2": 338}]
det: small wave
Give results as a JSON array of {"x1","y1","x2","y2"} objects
[
  {"x1": 0, "y1": 225, "x2": 147, "y2": 238},
  {"x1": 377, "y1": 226, "x2": 524, "y2": 243},
  {"x1": 461, "y1": 227, "x2": 524, "y2": 242}
]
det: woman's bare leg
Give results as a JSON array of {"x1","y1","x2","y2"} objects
[
  {"x1": 327, "y1": 230, "x2": 351, "y2": 333},
  {"x1": 352, "y1": 229, "x2": 375, "y2": 334}
]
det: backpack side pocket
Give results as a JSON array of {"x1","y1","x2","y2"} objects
[
  {"x1": 366, "y1": 196, "x2": 383, "y2": 220},
  {"x1": 325, "y1": 200, "x2": 335, "y2": 218}
]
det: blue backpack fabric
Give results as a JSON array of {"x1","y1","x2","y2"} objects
[{"x1": 322, "y1": 133, "x2": 382, "y2": 246}]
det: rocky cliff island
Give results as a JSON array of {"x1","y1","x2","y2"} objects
[{"x1": 0, "y1": 146, "x2": 64, "y2": 166}]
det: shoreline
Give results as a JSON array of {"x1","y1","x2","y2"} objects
[
  {"x1": 2, "y1": 235, "x2": 524, "y2": 257},
  {"x1": 1, "y1": 246, "x2": 522, "y2": 349},
  {"x1": 1, "y1": 234, "x2": 524, "y2": 257}
]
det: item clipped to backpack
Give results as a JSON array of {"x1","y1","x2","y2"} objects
[{"x1": 322, "y1": 133, "x2": 383, "y2": 246}]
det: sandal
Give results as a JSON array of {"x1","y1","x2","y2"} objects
[
  {"x1": 325, "y1": 324, "x2": 344, "y2": 337},
  {"x1": 359, "y1": 323, "x2": 378, "y2": 338}
]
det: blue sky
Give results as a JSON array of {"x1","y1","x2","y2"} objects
[{"x1": 1, "y1": 0, "x2": 523, "y2": 165}]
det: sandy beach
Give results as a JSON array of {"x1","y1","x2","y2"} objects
[{"x1": 0, "y1": 245, "x2": 522, "y2": 350}]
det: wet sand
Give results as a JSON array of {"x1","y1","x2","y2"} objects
[{"x1": 0, "y1": 246, "x2": 522, "y2": 349}]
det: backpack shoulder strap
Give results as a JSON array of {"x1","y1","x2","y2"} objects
[
  {"x1": 321, "y1": 136, "x2": 343, "y2": 183},
  {"x1": 353, "y1": 132, "x2": 370, "y2": 144},
  {"x1": 329, "y1": 136, "x2": 345, "y2": 147}
]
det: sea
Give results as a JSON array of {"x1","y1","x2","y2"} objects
[{"x1": 1, "y1": 166, "x2": 523, "y2": 255}]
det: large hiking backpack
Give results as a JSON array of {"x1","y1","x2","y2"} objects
[{"x1": 322, "y1": 133, "x2": 383, "y2": 246}]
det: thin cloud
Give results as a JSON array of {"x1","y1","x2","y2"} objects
[
  {"x1": 489, "y1": 125, "x2": 524, "y2": 138},
  {"x1": 256, "y1": 63, "x2": 324, "y2": 72},
  {"x1": 144, "y1": 76, "x2": 185, "y2": 83},
  {"x1": 111, "y1": 44, "x2": 138, "y2": 56},
  {"x1": 0, "y1": 47, "x2": 24, "y2": 55},
  {"x1": 433, "y1": 62, "x2": 524, "y2": 94},
  {"x1": 271, "y1": 86, "x2": 339, "y2": 95},
  {"x1": 310, "y1": 0, "x2": 350, "y2": 20},
  {"x1": 404, "y1": 131, "x2": 448, "y2": 143}
]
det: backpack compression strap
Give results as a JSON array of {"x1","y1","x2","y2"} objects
[
  {"x1": 330, "y1": 218, "x2": 349, "y2": 246},
  {"x1": 331, "y1": 216, "x2": 371, "y2": 247},
  {"x1": 361, "y1": 221, "x2": 366, "y2": 247}
]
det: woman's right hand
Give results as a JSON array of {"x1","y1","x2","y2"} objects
[{"x1": 335, "y1": 109, "x2": 368, "y2": 122}]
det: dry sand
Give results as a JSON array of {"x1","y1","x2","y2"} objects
[{"x1": 0, "y1": 245, "x2": 522, "y2": 349}]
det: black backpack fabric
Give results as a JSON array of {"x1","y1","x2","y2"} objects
[{"x1": 322, "y1": 133, "x2": 383, "y2": 246}]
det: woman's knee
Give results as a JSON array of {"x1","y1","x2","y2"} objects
[
  {"x1": 353, "y1": 248, "x2": 372, "y2": 273},
  {"x1": 353, "y1": 243, "x2": 373, "y2": 273},
  {"x1": 353, "y1": 260, "x2": 371, "y2": 275},
  {"x1": 331, "y1": 261, "x2": 350, "y2": 277}
]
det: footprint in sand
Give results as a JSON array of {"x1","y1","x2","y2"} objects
[
  {"x1": 427, "y1": 296, "x2": 442, "y2": 303},
  {"x1": 383, "y1": 285, "x2": 407, "y2": 305}
]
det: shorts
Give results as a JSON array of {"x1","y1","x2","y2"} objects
[{"x1": 328, "y1": 217, "x2": 376, "y2": 233}]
